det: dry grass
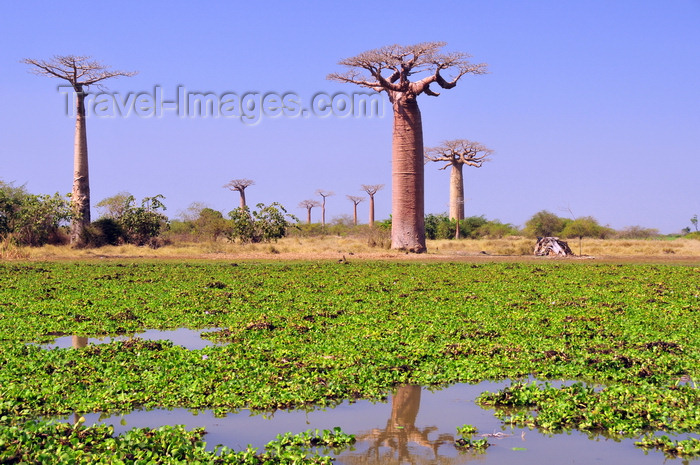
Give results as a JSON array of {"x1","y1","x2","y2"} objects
[{"x1": 7, "y1": 236, "x2": 700, "y2": 262}]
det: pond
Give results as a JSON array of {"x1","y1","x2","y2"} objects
[
  {"x1": 60, "y1": 382, "x2": 694, "y2": 464},
  {"x1": 41, "y1": 327, "x2": 222, "y2": 350}
]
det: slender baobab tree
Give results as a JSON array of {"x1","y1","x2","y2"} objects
[
  {"x1": 22, "y1": 55, "x2": 136, "y2": 244},
  {"x1": 330, "y1": 42, "x2": 486, "y2": 252},
  {"x1": 315, "y1": 189, "x2": 334, "y2": 226},
  {"x1": 346, "y1": 195, "x2": 365, "y2": 225},
  {"x1": 424, "y1": 139, "x2": 492, "y2": 221},
  {"x1": 361, "y1": 184, "x2": 384, "y2": 228},
  {"x1": 224, "y1": 178, "x2": 255, "y2": 208},
  {"x1": 298, "y1": 199, "x2": 321, "y2": 224}
]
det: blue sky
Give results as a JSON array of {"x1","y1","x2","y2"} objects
[{"x1": 2, "y1": 1, "x2": 699, "y2": 233}]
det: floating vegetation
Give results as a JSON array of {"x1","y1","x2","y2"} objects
[{"x1": 1, "y1": 261, "x2": 699, "y2": 460}]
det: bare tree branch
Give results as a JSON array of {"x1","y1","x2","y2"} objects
[
  {"x1": 316, "y1": 189, "x2": 334, "y2": 198},
  {"x1": 223, "y1": 179, "x2": 255, "y2": 192},
  {"x1": 424, "y1": 139, "x2": 493, "y2": 169},
  {"x1": 361, "y1": 184, "x2": 385, "y2": 197},
  {"x1": 22, "y1": 55, "x2": 137, "y2": 91},
  {"x1": 328, "y1": 42, "x2": 487, "y2": 100},
  {"x1": 298, "y1": 199, "x2": 321, "y2": 209},
  {"x1": 346, "y1": 195, "x2": 365, "y2": 205}
]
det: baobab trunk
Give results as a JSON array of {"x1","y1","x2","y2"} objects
[
  {"x1": 239, "y1": 190, "x2": 246, "y2": 209},
  {"x1": 449, "y1": 163, "x2": 464, "y2": 221},
  {"x1": 71, "y1": 89, "x2": 90, "y2": 243},
  {"x1": 368, "y1": 197, "x2": 375, "y2": 227},
  {"x1": 391, "y1": 96, "x2": 425, "y2": 253}
]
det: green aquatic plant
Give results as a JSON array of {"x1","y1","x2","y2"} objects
[{"x1": 635, "y1": 433, "x2": 700, "y2": 458}]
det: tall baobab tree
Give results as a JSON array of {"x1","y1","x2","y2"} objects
[
  {"x1": 223, "y1": 178, "x2": 255, "y2": 208},
  {"x1": 425, "y1": 139, "x2": 492, "y2": 221},
  {"x1": 330, "y1": 42, "x2": 487, "y2": 252},
  {"x1": 346, "y1": 195, "x2": 365, "y2": 225},
  {"x1": 22, "y1": 55, "x2": 136, "y2": 244},
  {"x1": 315, "y1": 189, "x2": 334, "y2": 226},
  {"x1": 361, "y1": 184, "x2": 384, "y2": 228},
  {"x1": 298, "y1": 199, "x2": 321, "y2": 224}
]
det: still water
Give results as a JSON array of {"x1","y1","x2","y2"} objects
[
  {"x1": 42, "y1": 331, "x2": 695, "y2": 463},
  {"x1": 66, "y1": 383, "x2": 692, "y2": 464}
]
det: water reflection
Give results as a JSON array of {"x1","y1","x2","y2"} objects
[
  {"x1": 345, "y1": 385, "x2": 461, "y2": 464},
  {"x1": 43, "y1": 328, "x2": 222, "y2": 350},
  {"x1": 60, "y1": 383, "x2": 685, "y2": 464},
  {"x1": 71, "y1": 335, "x2": 88, "y2": 348}
]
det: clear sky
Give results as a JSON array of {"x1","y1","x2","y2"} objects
[{"x1": 2, "y1": 1, "x2": 699, "y2": 234}]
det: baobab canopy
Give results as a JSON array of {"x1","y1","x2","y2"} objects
[{"x1": 327, "y1": 42, "x2": 487, "y2": 101}]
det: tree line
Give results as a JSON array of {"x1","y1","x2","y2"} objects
[{"x1": 5, "y1": 179, "x2": 688, "y2": 248}]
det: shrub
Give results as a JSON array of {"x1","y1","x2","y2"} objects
[
  {"x1": 616, "y1": 226, "x2": 660, "y2": 239},
  {"x1": 118, "y1": 195, "x2": 169, "y2": 246},
  {"x1": 227, "y1": 203, "x2": 297, "y2": 243},
  {"x1": 81, "y1": 218, "x2": 124, "y2": 247},
  {"x1": 523, "y1": 210, "x2": 568, "y2": 238},
  {"x1": 0, "y1": 181, "x2": 71, "y2": 246}
]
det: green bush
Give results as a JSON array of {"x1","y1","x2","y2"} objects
[
  {"x1": 0, "y1": 181, "x2": 71, "y2": 246},
  {"x1": 227, "y1": 203, "x2": 297, "y2": 243},
  {"x1": 523, "y1": 210, "x2": 569, "y2": 238}
]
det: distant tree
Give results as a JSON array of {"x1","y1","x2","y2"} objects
[
  {"x1": 195, "y1": 208, "x2": 229, "y2": 241},
  {"x1": 424, "y1": 139, "x2": 492, "y2": 221},
  {"x1": 616, "y1": 225, "x2": 659, "y2": 239},
  {"x1": 22, "y1": 55, "x2": 136, "y2": 244},
  {"x1": 561, "y1": 216, "x2": 613, "y2": 240},
  {"x1": 330, "y1": 42, "x2": 487, "y2": 252},
  {"x1": 346, "y1": 195, "x2": 365, "y2": 225},
  {"x1": 561, "y1": 216, "x2": 614, "y2": 255},
  {"x1": 524, "y1": 210, "x2": 568, "y2": 238},
  {"x1": 316, "y1": 189, "x2": 334, "y2": 227},
  {"x1": 95, "y1": 192, "x2": 132, "y2": 219},
  {"x1": 691, "y1": 214, "x2": 698, "y2": 232},
  {"x1": 223, "y1": 179, "x2": 255, "y2": 208},
  {"x1": 298, "y1": 199, "x2": 321, "y2": 224},
  {"x1": 361, "y1": 184, "x2": 384, "y2": 228}
]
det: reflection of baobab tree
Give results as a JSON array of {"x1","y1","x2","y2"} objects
[
  {"x1": 340, "y1": 385, "x2": 464, "y2": 465},
  {"x1": 72, "y1": 335, "x2": 88, "y2": 348}
]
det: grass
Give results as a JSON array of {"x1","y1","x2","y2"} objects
[{"x1": 6, "y1": 236, "x2": 700, "y2": 261}]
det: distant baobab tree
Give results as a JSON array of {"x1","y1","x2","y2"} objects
[
  {"x1": 315, "y1": 189, "x2": 334, "y2": 226},
  {"x1": 22, "y1": 55, "x2": 136, "y2": 244},
  {"x1": 330, "y1": 42, "x2": 487, "y2": 252},
  {"x1": 224, "y1": 179, "x2": 255, "y2": 208},
  {"x1": 298, "y1": 199, "x2": 321, "y2": 224},
  {"x1": 361, "y1": 184, "x2": 384, "y2": 228},
  {"x1": 346, "y1": 195, "x2": 365, "y2": 225},
  {"x1": 425, "y1": 139, "x2": 492, "y2": 221}
]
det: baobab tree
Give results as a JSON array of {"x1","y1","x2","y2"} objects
[
  {"x1": 298, "y1": 199, "x2": 321, "y2": 224},
  {"x1": 346, "y1": 195, "x2": 365, "y2": 225},
  {"x1": 424, "y1": 139, "x2": 492, "y2": 221},
  {"x1": 223, "y1": 178, "x2": 255, "y2": 208},
  {"x1": 22, "y1": 55, "x2": 136, "y2": 244},
  {"x1": 330, "y1": 42, "x2": 487, "y2": 252},
  {"x1": 315, "y1": 189, "x2": 334, "y2": 226},
  {"x1": 361, "y1": 184, "x2": 384, "y2": 228}
]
